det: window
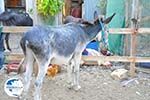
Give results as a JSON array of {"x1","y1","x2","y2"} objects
[{"x1": 5, "y1": 0, "x2": 25, "y2": 8}]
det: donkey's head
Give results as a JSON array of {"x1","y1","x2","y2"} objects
[
  {"x1": 81, "y1": 13, "x2": 115, "y2": 43},
  {"x1": 63, "y1": 16, "x2": 84, "y2": 24},
  {"x1": 96, "y1": 13, "x2": 116, "y2": 50}
]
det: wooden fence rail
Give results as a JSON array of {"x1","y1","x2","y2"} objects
[
  {"x1": 5, "y1": 53, "x2": 150, "y2": 63},
  {"x1": 2, "y1": 26, "x2": 150, "y2": 34},
  {"x1": 1, "y1": 26, "x2": 150, "y2": 77}
]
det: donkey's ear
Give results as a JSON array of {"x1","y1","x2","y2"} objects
[
  {"x1": 94, "y1": 11, "x2": 98, "y2": 19},
  {"x1": 94, "y1": 18, "x2": 100, "y2": 25},
  {"x1": 103, "y1": 13, "x2": 116, "y2": 24}
]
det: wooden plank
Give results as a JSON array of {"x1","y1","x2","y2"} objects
[
  {"x1": 5, "y1": 53, "x2": 150, "y2": 63},
  {"x1": 109, "y1": 28, "x2": 134, "y2": 34},
  {"x1": 5, "y1": 53, "x2": 24, "y2": 62},
  {"x1": 82, "y1": 56, "x2": 150, "y2": 63},
  {"x1": 138, "y1": 28, "x2": 150, "y2": 34},
  {"x1": 2, "y1": 26, "x2": 31, "y2": 33},
  {"x1": 1, "y1": 27, "x2": 150, "y2": 34},
  {"x1": 109, "y1": 28, "x2": 150, "y2": 34}
]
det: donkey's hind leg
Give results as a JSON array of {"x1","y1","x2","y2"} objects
[
  {"x1": 21, "y1": 47, "x2": 35, "y2": 99},
  {"x1": 34, "y1": 58, "x2": 51, "y2": 100}
]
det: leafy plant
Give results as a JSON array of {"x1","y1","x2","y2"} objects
[{"x1": 37, "y1": 0, "x2": 64, "y2": 16}]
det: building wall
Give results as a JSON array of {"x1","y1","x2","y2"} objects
[
  {"x1": 82, "y1": 0, "x2": 101, "y2": 21},
  {"x1": 0, "y1": 0, "x2": 4, "y2": 13}
]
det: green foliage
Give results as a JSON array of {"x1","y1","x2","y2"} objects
[{"x1": 37, "y1": 0, "x2": 64, "y2": 16}]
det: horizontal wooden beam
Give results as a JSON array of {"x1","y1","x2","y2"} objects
[
  {"x1": 82, "y1": 56, "x2": 150, "y2": 63},
  {"x1": 138, "y1": 28, "x2": 150, "y2": 34},
  {"x1": 1, "y1": 26, "x2": 150, "y2": 34},
  {"x1": 109, "y1": 28, "x2": 150, "y2": 34},
  {"x1": 109, "y1": 28, "x2": 134, "y2": 34},
  {"x1": 5, "y1": 53, "x2": 23, "y2": 62},
  {"x1": 5, "y1": 53, "x2": 150, "y2": 63},
  {"x1": 2, "y1": 26, "x2": 31, "y2": 33}
]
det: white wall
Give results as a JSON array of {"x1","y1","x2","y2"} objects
[
  {"x1": 26, "y1": 0, "x2": 39, "y2": 25},
  {"x1": 0, "y1": 0, "x2": 5, "y2": 13}
]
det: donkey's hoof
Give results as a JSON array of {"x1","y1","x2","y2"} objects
[
  {"x1": 73, "y1": 85, "x2": 81, "y2": 91},
  {"x1": 19, "y1": 90, "x2": 28, "y2": 100},
  {"x1": 18, "y1": 95, "x2": 27, "y2": 100},
  {"x1": 34, "y1": 95, "x2": 41, "y2": 100},
  {"x1": 67, "y1": 83, "x2": 74, "y2": 89},
  {"x1": 4, "y1": 49, "x2": 11, "y2": 53}
]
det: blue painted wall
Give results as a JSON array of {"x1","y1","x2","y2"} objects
[{"x1": 82, "y1": 0, "x2": 101, "y2": 21}]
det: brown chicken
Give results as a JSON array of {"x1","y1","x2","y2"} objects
[{"x1": 46, "y1": 64, "x2": 60, "y2": 78}]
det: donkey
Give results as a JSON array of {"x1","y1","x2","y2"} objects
[
  {"x1": 0, "y1": 10, "x2": 33, "y2": 51},
  {"x1": 63, "y1": 15, "x2": 84, "y2": 24},
  {"x1": 64, "y1": 15, "x2": 110, "y2": 55},
  {"x1": 20, "y1": 13, "x2": 115, "y2": 100}
]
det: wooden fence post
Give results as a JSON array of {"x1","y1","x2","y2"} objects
[
  {"x1": 130, "y1": 0, "x2": 140, "y2": 77},
  {"x1": 124, "y1": 0, "x2": 131, "y2": 56}
]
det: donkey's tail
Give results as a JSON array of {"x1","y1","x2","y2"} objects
[{"x1": 18, "y1": 36, "x2": 28, "y2": 74}]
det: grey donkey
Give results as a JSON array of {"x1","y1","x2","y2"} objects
[{"x1": 19, "y1": 13, "x2": 115, "y2": 100}]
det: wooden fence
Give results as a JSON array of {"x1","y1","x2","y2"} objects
[{"x1": 2, "y1": 26, "x2": 150, "y2": 77}]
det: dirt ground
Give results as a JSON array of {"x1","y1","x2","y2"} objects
[{"x1": 0, "y1": 65, "x2": 150, "y2": 100}]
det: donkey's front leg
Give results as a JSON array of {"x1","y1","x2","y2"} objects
[
  {"x1": 72, "y1": 54, "x2": 81, "y2": 90},
  {"x1": 20, "y1": 47, "x2": 35, "y2": 100},
  {"x1": 67, "y1": 61, "x2": 74, "y2": 89},
  {"x1": 34, "y1": 61, "x2": 49, "y2": 100}
]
